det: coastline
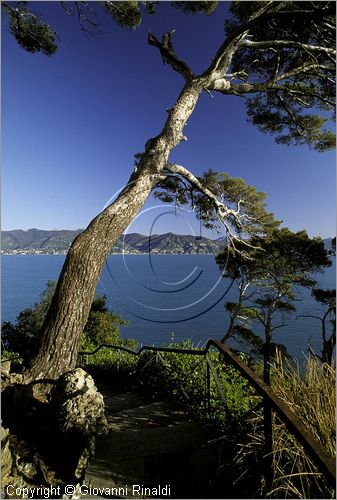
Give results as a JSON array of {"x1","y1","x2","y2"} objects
[{"x1": 1, "y1": 251, "x2": 218, "y2": 256}]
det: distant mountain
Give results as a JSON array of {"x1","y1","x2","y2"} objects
[
  {"x1": 1, "y1": 229, "x2": 83, "y2": 253},
  {"x1": 323, "y1": 237, "x2": 335, "y2": 251},
  {"x1": 122, "y1": 232, "x2": 222, "y2": 254},
  {"x1": 3, "y1": 229, "x2": 333, "y2": 256},
  {"x1": 1, "y1": 229, "x2": 227, "y2": 255}
]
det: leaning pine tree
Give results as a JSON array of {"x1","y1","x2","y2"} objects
[{"x1": 3, "y1": 1, "x2": 335, "y2": 383}]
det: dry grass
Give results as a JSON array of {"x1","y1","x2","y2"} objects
[
  {"x1": 272, "y1": 353, "x2": 335, "y2": 458},
  {"x1": 233, "y1": 354, "x2": 336, "y2": 498}
]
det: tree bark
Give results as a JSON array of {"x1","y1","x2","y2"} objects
[
  {"x1": 221, "y1": 314, "x2": 236, "y2": 343},
  {"x1": 25, "y1": 81, "x2": 204, "y2": 382},
  {"x1": 263, "y1": 306, "x2": 273, "y2": 385},
  {"x1": 321, "y1": 331, "x2": 336, "y2": 366}
]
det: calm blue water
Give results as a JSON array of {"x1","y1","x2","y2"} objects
[{"x1": 1, "y1": 254, "x2": 335, "y2": 360}]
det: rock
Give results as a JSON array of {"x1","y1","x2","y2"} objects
[
  {"x1": 1, "y1": 369, "x2": 107, "y2": 494},
  {"x1": 1, "y1": 361, "x2": 11, "y2": 377},
  {"x1": 1, "y1": 426, "x2": 62, "y2": 499},
  {"x1": 1, "y1": 361, "x2": 23, "y2": 390},
  {"x1": 50, "y1": 368, "x2": 107, "y2": 437},
  {"x1": 1, "y1": 426, "x2": 12, "y2": 485},
  {"x1": 2, "y1": 373, "x2": 24, "y2": 391},
  {"x1": 50, "y1": 368, "x2": 107, "y2": 480}
]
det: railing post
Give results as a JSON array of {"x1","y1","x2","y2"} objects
[
  {"x1": 263, "y1": 398, "x2": 274, "y2": 491},
  {"x1": 205, "y1": 355, "x2": 211, "y2": 417},
  {"x1": 117, "y1": 349, "x2": 120, "y2": 374}
]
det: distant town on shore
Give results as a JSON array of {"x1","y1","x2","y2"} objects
[{"x1": 1, "y1": 229, "x2": 230, "y2": 255}]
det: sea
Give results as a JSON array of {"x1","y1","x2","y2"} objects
[{"x1": 1, "y1": 254, "x2": 336, "y2": 361}]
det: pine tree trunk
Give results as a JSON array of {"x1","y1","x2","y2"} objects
[
  {"x1": 221, "y1": 314, "x2": 236, "y2": 343},
  {"x1": 24, "y1": 81, "x2": 203, "y2": 383},
  {"x1": 263, "y1": 307, "x2": 273, "y2": 385},
  {"x1": 321, "y1": 332, "x2": 336, "y2": 366}
]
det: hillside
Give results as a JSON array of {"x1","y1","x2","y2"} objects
[
  {"x1": 1, "y1": 229, "x2": 83, "y2": 253},
  {"x1": 1, "y1": 229, "x2": 226, "y2": 255}
]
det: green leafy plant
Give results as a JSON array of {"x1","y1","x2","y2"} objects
[
  {"x1": 2, "y1": 280, "x2": 57, "y2": 364},
  {"x1": 137, "y1": 339, "x2": 256, "y2": 426}
]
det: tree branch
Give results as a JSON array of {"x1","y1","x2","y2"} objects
[
  {"x1": 148, "y1": 31, "x2": 193, "y2": 81},
  {"x1": 297, "y1": 308, "x2": 334, "y2": 344},
  {"x1": 209, "y1": 76, "x2": 336, "y2": 114},
  {"x1": 204, "y1": 1, "x2": 288, "y2": 77},
  {"x1": 279, "y1": 87, "x2": 335, "y2": 108},
  {"x1": 271, "y1": 322, "x2": 287, "y2": 331},
  {"x1": 297, "y1": 314, "x2": 323, "y2": 321},
  {"x1": 61, "y1": 1, "x2": 102, "y2": 33},
  {"x1": 275, "y1": 63, "x2": 335, "y2": 83},
  {"x1": 242, "y1": 39, "x2": 336, "y2": 58},
  {"x1": 203, "y1": 2, "x2": 335, "y2": 100},
  {"x1": 163, "y1": 163, "x2": 267, "y2": 251},
  {"x1": 276, "y1": 93, "x2": 306, "y2": 138},
  {"x1": 165, "y1": 163, "x2": 231, "y2": 215},
  {"x1": 204, "y1": 2, "x2": 334, "y2": 79}
]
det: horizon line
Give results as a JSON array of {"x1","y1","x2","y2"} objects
[{"x1": 1, "y1": 227, "x2": 334, "y2": 242}]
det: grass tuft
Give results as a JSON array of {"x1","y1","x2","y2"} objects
[{"x1": 234, "y1": 353, "x2": 336, "y2": 498}]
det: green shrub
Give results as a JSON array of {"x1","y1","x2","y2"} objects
[
  {"x1": 83, "y1": 296, "x2": 128, "y2": 346},
  {"x1": 78, "y1": 336, "x2": 138, "y2": 382},
  {"x1": 137, "y1": 338, "x2": 256, "y2": 426},
  {"x1": 1, "y1": 281, "x2": 56, "y2": 364}
]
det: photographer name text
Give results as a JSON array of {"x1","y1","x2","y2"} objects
[{"x1": 6, "y1": 483, "x2": 172, "y2": 498}]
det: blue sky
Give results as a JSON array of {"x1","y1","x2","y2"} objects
[{"x1": 2, "y1": 1, "x2": 336, "y2": 239}]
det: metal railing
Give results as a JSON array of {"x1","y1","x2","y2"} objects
[{"x1": 79, "y1": 338, "x2": 336, "y2": 488}]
